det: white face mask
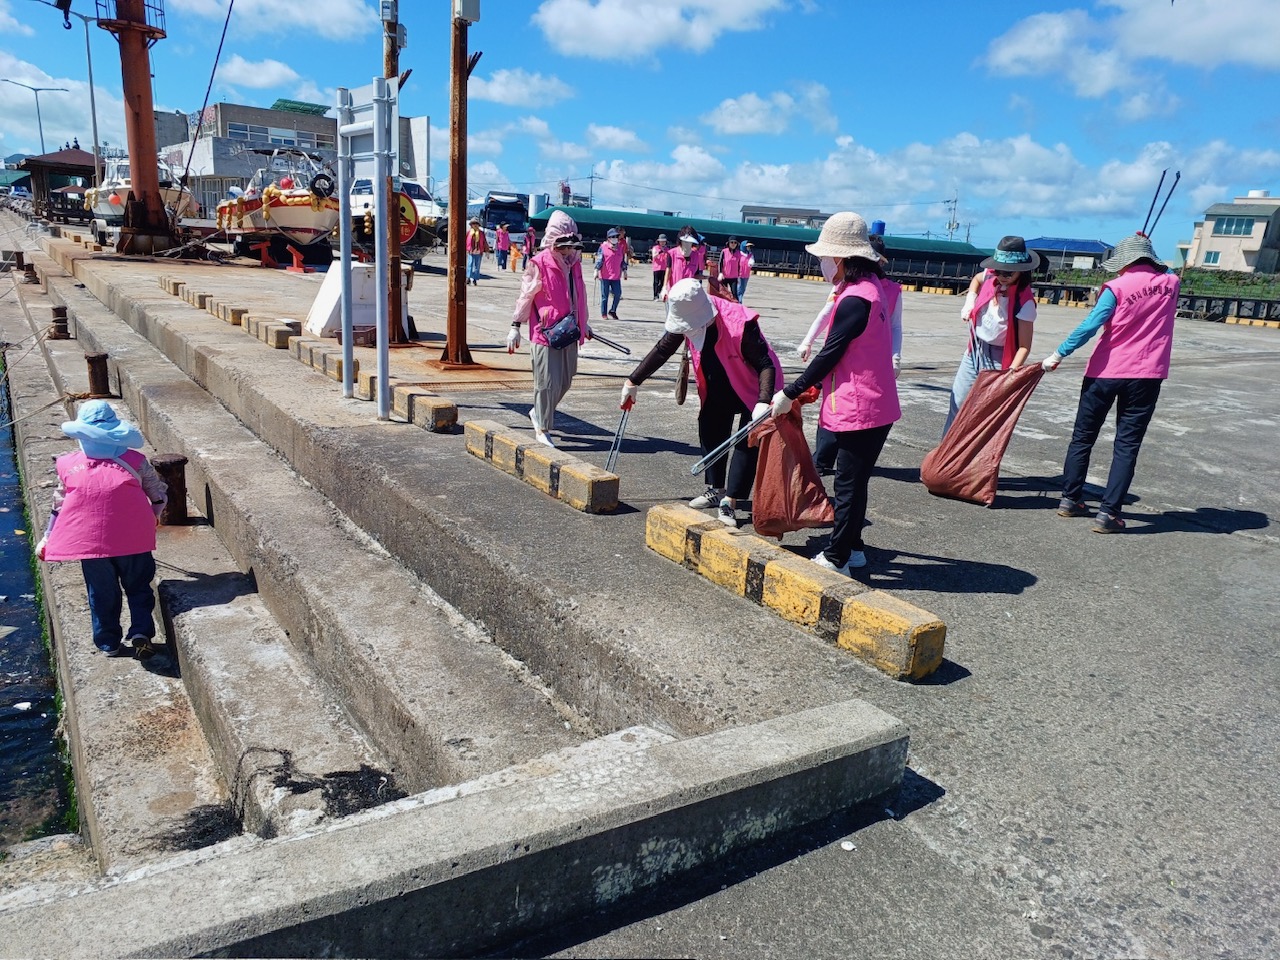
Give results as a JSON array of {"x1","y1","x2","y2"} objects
[{"x1": 820, "y1": 256, "x2": 840, "y2": 284}]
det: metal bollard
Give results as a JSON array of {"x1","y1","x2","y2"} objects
[
  {"x1": 22, "y1": 262, "x2": 39, "y2": 284},
  {"x1": 150, "y1": 454, "x2": 190, "y2": 526},
  {"x1": 49, "y1": 305, "x2": 70, "y2": 340},
  {"x1": 85, "y1": 352, "x2": 112, "y2": 398},
  {"x1": 10, "y1": 252, "x2": 23, "y2": 271}
]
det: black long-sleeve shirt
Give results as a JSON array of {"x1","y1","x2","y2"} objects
[
  {"x1": 629, "y1": 321, "x2": 776, "y2": 404},
  {"x1": 783, "y1": 295, "x2": 871, "y2": 399}
]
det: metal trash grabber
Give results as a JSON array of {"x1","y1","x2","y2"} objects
[
  {"x1": 689, "y1": 409, "x2": 771, "y2": 476},
  {"x1": 606, "y1": 402, "x2": 631, "y2": 473},
  {"x1": 589, "y1": 330, "x2": 632, "y2": 355}
]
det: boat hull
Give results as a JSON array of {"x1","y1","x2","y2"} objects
[{"x1": 218, "y1": 192, "x2": 340, "y2": 247}]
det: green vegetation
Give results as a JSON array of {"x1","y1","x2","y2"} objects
[{"x1": 1048, "y1": 267, "x2": 1280, "y2": 300}]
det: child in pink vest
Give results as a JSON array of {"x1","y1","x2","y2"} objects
[{"x1": 36, "y1": 401, "x2": 168, "y2": 658}]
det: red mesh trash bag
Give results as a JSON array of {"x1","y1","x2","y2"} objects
[
  {"x1": 749, "y1": 391, "x2": 834, "y2": 539},
  {"x1": 920, "y1": 364, "x2": 1045, "y2": 506}
]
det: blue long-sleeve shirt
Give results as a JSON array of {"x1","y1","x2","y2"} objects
[{"x1": 1055, "y1": 288, "x2": 1117, "y2": 359}]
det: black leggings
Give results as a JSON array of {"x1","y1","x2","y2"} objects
[
  {"x1": 698, "y1": 389, "x2": 758, "y2": 500},
  {"x1": 824, "y1": 423, "x2": 892, "y2": 564}
]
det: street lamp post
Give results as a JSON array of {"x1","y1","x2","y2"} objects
[
  {"x1": 1, "y1": 79, "x2": 69, "y2": 154},
  {"x1": 24, "y1": 0, "x2": 101, "y2": 185}
]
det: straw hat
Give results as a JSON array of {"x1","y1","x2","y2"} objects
[
  {"x1": 980, "y1": 236, "x2": 1040, "y2": 272},
  {"x1": 1101, "y1": 233, "x2": 1163, "y2": 272},
  {"x1": 805, "y1": 212, "x2": 880, "y2": 261}
]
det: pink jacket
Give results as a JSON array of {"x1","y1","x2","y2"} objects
[
  {"x1": 525, "y1": 250, "x2": 588, "y2": 347},
  {"x1": 44, "y1": 450, "x2": 158, "y2": 561},
  {"x1": 819, "y1": 278, "x2": 901, "y2": 433},
  {"x1": 688, "y1": 298, "x2": 781, "y2": 410},
  {"x1": 465, "y1": 228, "x2": 488, "y2": 254},
  {"x1": 1088, "y1": 265, "x2": 1179, "y2": 379}
]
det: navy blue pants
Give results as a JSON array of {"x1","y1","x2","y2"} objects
[
  {"x1": 80, "y1": 552, "x2": 156, "y2": 651},
  {"x1": 1061, "y1": 377, "x2": 1163, "y2": 518}
]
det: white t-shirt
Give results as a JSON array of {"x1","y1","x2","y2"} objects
[{"x1": 962, "y1": 286, "x2": 1036, "y2": 346}]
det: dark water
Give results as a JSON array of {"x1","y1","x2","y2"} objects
[{"x1": 0, "y1": 372, "x2": 70, "y2": 846}]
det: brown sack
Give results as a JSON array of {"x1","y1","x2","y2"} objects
[
  {"x1": 920, "y1": 364, "x2": 1045, "y2": 506},
  {"x1": 749, "y1": 404, "x2": 834, "y2": 540}
]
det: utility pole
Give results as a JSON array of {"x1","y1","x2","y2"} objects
[
  {"x1": 443, "y1": 0, "x2": 480, "y2": 365},
  {"x1": 382, "y1": 2, "x2": 407, "y2": 344}
]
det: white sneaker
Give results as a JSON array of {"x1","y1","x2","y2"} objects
[
  {"x1": 534, "y1": 430, "x2": 556, "y2": 448},
  {"x1": 689, "y1": 486, "x2": 725, "y2": 509},
  {"x1": 716, "y1": 497, "x2": 737, "y2": 527},
  {"x1": 811, "y1": 553, "x2": 850, "y2": 576}
]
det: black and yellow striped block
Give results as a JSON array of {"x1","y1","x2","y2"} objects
[
  {"x1": 645, "y1": 503, "x2": 946, "y2": 680},
  {"x1": 465, "y1": 419, "x2": 619, "y2": 513}
]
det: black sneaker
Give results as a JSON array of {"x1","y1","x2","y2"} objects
[
  {"x1": 129, "y1": 636, "x2": 156, "y2": 660},
  {"x1": 1092, "y1": 513, "x2": 1126, "y2": 534},
  {"x1": 608, "y1": 311, "x2": 620, "y2": 321},
  {"x1": 1057, "y1": 497, "x2": 1090, "y2": 518}
]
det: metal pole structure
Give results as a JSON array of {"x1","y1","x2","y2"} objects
[
  {"x1": 1, "y1": 81, "x2": 67, "y2": 153},
  {"x1": 336, "y1": 87, "x2": 355, "y2": 398},
  {"x1": 443, "y1": 13, "x2": 473, "y2": 365},
  {"x1": 383, "y1": 5, "x2": 407, "y2": 344},
  {"x1": 79, "y1": 14, "x2": 101, "y2": 187},
  {"x1": 373, "y1": 75, "x2": 392, "y2": 420}
]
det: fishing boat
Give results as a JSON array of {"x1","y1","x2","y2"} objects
[
  {"x1": 216, "y1": 147, "x2": 340, "y2": 251},
  {"x1": 84, "y1": 154, "x2": 199, "y2": 224}
]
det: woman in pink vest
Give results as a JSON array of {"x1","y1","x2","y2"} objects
[
  {"x1": 665, "y1": 227, "x2": 703, "y2": 294},
  {"x1": 35, "y1": 401, "x2": 168, "y2": 658},
  {"x1": 594, "y1": 227, "x2": 627, "y2": 320},
  {"x1": 465, "y1": 216, "x2": 489, "y2": 285},
  {"x1": 524, "y1": 225, "x2": 537, "y2": 268},
  {"x1": 738, "y1": 241, "x2": 754, "y2": 298},
  {"x1": 620, "y1": 278, "x2": 781, "y2": 527},
  {"x1": 650, "y1": 234, "x2": 670, "y2": 300},
  {"x1": 770, "y1": 213, "x2": 900, "y2": 573},
  {"x1": 509, "y1": 210, "x2": 590, "y2": 447},
  {"x1": 1040, "y1": 233, "x2": 1180, "y2": 532},
  {"x1": 717, "y1": 237, "x2": 745, "y2": 301},
  {"x1": 494, "y1": 222, "x2": 511, "y2": 271},
  {"x1": 942, "y1": 235, "x2": 1039, "y2": 436}
]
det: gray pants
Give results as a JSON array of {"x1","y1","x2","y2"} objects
[
  {"x1": 530, "y1": 341, "x2": 579, "y2": 434},
  {"x1": 942, "y1": 338, "x2": 1001, "y2": 438}
]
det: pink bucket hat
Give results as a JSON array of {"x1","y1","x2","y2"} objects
[{"x1": 540, "y1": 211, "x2": 582, "y2": 249}]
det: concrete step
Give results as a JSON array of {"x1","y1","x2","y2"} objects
[
  {"x1": 20, "y1": 247, "x2": 583, "y2": 801},
  {"x1": 158, "y1": 522, "x2": 402, "y2": 838}
]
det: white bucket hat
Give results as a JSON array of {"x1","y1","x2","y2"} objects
[
  {"x1": 1101, "y1": 233, "x2": 1163, "y2": 272},
  {"x1": 805, "y1": 212, "x2": 880, "y2": 261},
  {"x1": 664, "y1": 278, "x2": 716, "y2": 345}
]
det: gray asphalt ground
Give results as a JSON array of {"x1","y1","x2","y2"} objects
[{"x1": 412, "y1": 253, "x2": 1279, "y2": 959}]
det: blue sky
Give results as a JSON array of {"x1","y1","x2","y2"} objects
[{"x1": 2, "y1": 0, "x2": 1278, "y2": 251}]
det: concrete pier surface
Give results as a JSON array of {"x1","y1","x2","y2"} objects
[{"x1": 1, "y1": 222, "x2": 1277, "y2": 958}]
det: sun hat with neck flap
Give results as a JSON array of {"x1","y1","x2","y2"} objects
[
  {"x1": 805, "y1": 212, "x2": 880, "y2": 261},
  {"x1": 540, "y1": 210, "x2": 582, "y2": 249},
  {"x1": 62, "y1": 399, "x2": 144, "y2": 460},
  {"x1": 664, "y1": 278, "x2": 717, "y2": 350}
]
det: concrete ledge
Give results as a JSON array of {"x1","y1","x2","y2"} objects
[
  {"x1": 391, "y1": 383, "x2": 457, "y2": 432},
  {"x1": 645, "y1": 503, "x2": 946, "y2": 680},
  {"x1": 0, "y1": 700, "x2": 908, "y2": 958},
  {"x1": 465, "y1": 420, "x2": 619, "y2": 513}
]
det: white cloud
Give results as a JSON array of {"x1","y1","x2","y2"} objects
[
  {"x1": 293, "y1": 81, "x2": 337, "y2": 108},
  {"x1": 586, "y1": 124, "x2": 647, "y2": 152},
  {"x1": 1102, "y1": 0, "x2": 1280, "y2": 70},
  {"x1": 985, "y1": 11, "x2": 1137, "y2": 99},
  {"x1": 469, "y1": 69, "x2": 574, "y2": 107},
  {"x1": 167, "y1": 0, "x2": 375, "y2": 41},
  {"x1": 701, "y1": 84, "x2": 836, "y2": 136},
  {"x1": 218, "y1": 54, "x2": 300, "y2": 89},
  {"x1": 0, "y1": 0, "x2": 35, "y2": 36},
  {"x1": 667, "y1": 125, "x2": 701, "y2": 146},
  {"x1": 0, "y1": 51, "x2": 126, "y2": 155},
  {"x1": 531, "y1": 0, "x2": 788, "y2": 60}
]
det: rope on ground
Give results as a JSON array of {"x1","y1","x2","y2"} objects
[{"x1": 0, "y1": 391, "x2": 93, "y2": 432}]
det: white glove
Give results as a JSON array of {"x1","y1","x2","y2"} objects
[
  {"x1": 892, "y1": 354, "x2": 901, "y2": 379},
  {"x1": 620, "y1": 381, "x2": 638, "y2": 409},
  {"x1": 35, "y1": 536, "x2": 47, "y2": 561},
  {"x1": 507, "y1": 326, "x2": 521, "y2": 354},
  {"x1": 798, "y1": 336, "x2": 814, "y2": 361},
  {"x1": 1041, "y1": 352, "x2": 1062, "y2": 372},
  {"x1": 770, "y1": 391, "x2": 794, "y2": 418},
  {"x1": 752, "y1": 402, "x2": 770, "y2": 422}
]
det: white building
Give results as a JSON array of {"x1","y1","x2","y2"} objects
[{"x1": 1184, "y1": 190, "x2": 1280, "y2": 273}]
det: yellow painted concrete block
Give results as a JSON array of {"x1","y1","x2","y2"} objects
[
  {"x1": 521, "y1": 445, "x2": 576, "y2": 495},
  {"x1": 645, "y1": 504, "x2": 721, "y2": 567},
  {"x1": 762, "y1": 553, "x2": 851, "y2": 627},
  {"x1": 490, "y1": 431, "x2": 520, "y2": 474},
  {"x1": 697, "y1": 528, "x2": 775, "y2": 597},
  {"x1": 836, "y1": 589, "x2": 946, "y2": 680},
  {"x1": 559, "y1": 461, "x2": 619, "y2": 513},
  {"x1": 464, "y1": 419, "x2": 501, "y2": 458}
]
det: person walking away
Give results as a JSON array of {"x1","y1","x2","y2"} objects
[
  {"x1": 770, "y1": 213, "x2": 900, "y2": 572},
  {"x1": 620, "y1": 278, "x2": 780, "y2": 527},
  {"x1": 650, "y1": 234, "x2": 670, "y2": 300},
  {"x1": 508, "y1": 210, "x2": 591, "y2": 447},
  {"x1": 35, "y1": 400, "x2": 168, "y2": 658},
  {"x1": 739, "y1": 241, "x2": 755, "y2": 299},
  {"x1": 718, "y1": 237, "x2": 745, "y2": 301},
  {"x1": 941, "y1": 235, "x2": 1038, "y2": 436},
  {"x1": 595, "y1": 227, "x2": 626, "y2": 320},
  {"x1": 494, "y1": 222, "x2": 511, "y2": 271},
  {"x1": 465, "y1": 217, "x2": 489, "y2": 285},
  {"x1": 1040, "y1": 233, "x2": 1179, "y2": 533},
  {"x1": 524, "y1": 225, "x2": 537, "y2": 269}
]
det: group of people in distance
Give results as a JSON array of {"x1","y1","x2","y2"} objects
[{"x1": 507, "y1": 208, "x2": 1179, "y2": 571}]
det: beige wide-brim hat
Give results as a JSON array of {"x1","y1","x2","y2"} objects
[
  {"x1": 664, "y1": 278, "x2": 716, "y2": 337},
  {"x1": 805, "y1": 212, "x2": 880, "y2": 261},
  {"x1": 1101, "y1": 233, "x2": 1163, "y2": 272}
]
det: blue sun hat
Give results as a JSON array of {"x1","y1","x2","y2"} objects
[{"x1": 62, "y1": 400, "x2": 144, "y2": 459}]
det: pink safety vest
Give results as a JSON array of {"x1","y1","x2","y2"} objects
[
  {"x1": 43, "y1": 450, "x2": 157, "y2": 562},
  {"x1": 669, "y1": 247, "x2": 698, "y2": 285},
  {"x1": 687, "y1": 298, "x2": 781, "y2": 410},
  {"x1": 742, "y1": 252, "x2": 753, "y2": 278},
  {"x1": 598, "y1": 240, "x2": 626, "y2": 280},
  {"x1": 527, "y1": 250, "x2": 588, "y2": 347},
  {"x1": 970, "y1": 271, "x2": 1035, "y2": 369},
  {"x1": 692, "y1": 245, "x2": 707, "y2": 273},
  {"x1": 651, "y1": 245, "x2": 669, "y2": 271},
  {"x1": 818, "y1": 278, "x2": 902, "y2": 433},
  {"x1": 495, "y1": 229, "x2": 510, "y2": 252},
  {"x1": 1087, "y1": 265, "x2": 1179, "y2": 379},
  {"x1": 720, "y1": 249, "x2": 743, "y2": 279},
  {"x1": 465, "y1": 229, "x2": 487, "y2": 254}
]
